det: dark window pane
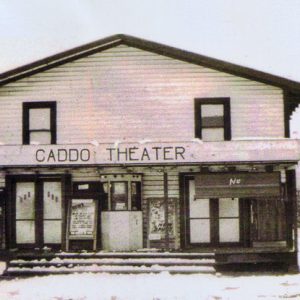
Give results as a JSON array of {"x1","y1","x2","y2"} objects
[
  {"x1": 201, "y1": 116, "x2": 224, "y2": 128},
  {"x1": 131, "y1": 182, "x2": 141, "y2": 211}
]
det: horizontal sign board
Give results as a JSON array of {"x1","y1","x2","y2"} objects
[
  {"x1": 0, "y1": 139, "x2": 298, "y2": 166},
  {"x1": 195, "y1": 172, "x2": 280, "y2": 198}
]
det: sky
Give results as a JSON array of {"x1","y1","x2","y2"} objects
[
  {"x1": 1, "y1": 0, "x2": 300, "y2": 132},
  {"x1": 1, "y1": 0, "x2": 300, "y2": 81}
]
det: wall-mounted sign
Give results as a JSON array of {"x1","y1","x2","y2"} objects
[
  {"x1": 0, "y1": 140, "x2": 298, "y2": 166},
  {"x1": 195, "y1": 173, "x2": 280, "y2": 198}
]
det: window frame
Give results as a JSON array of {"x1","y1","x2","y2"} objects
[
  {"x1": 23, "y1": 101, "x2": 57, "y2": 145},
  {"x1": 194, "y1": 98, "x2": 231, "y2": 141},
  {"x1": 100, "y1": 174, "x2": 142, "y2": 212}
]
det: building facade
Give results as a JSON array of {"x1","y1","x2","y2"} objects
[{"x1": 1, "y1": 34, "x2": 300, "y2": 269}]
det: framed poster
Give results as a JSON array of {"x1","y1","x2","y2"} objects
[
  {"x1": 148, "y1": 197, "x2": 176, "y2": 241},
  {"x1": 66, "y1": 199, "x2": 98, "y2": 250}
]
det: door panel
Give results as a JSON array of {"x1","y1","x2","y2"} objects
[
  {"x1": 43, "y1": 181, "x2": 62, "y2": 244},
  {"x1": 190, "y1": 219, "x2": 210, "y2": 243},
  {"x1": 43, "y1": 220, "x2": 62, "y2": 244},
  {"x1": 16, "y1": 182, "x2": 35, "y2": 244},
  {"x1": 218, "y1": 198, "x2": 240, "y2": 242},
  {"x1": 252, "y1": 198, "x2": 286, "y2": 242},
  {"x1": 219, "y1": 219, "x2": 239, "y2": 242},
  {"x1": 188, "y1": 180, "x2": 211, "y2": 244}
]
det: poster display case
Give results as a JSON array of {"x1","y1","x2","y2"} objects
[{"x1": 66, "y1": 199, "x2": 98, "y2": 250}]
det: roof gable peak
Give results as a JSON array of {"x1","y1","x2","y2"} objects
[{"x1": 1, "y1": 33, "x2": 300, "y2": 93}]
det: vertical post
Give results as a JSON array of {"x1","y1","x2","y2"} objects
[
  {"x1": 164, "y1": 172, "x2": 169, "y2": 250},
  {"x1": 286, "y1": 169, "x2": 298, "y2": 271},
  {"x1": 62, "y1": 173, "x2": 71, "y2": 251}
]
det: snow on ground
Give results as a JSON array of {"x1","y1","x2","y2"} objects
[
  {"x1": 0, "y1": 229, "x2": 299, "y2": 300},
  {"x1": 1, "y1": 272, "x2": 300, "y2": 300}
]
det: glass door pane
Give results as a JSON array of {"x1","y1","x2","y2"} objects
[
  {"x1": 219, "y1": 198, "x2": 240, "y2": 242},
  {"x1": 16, "y1": 182, "x2": 35, "y2": 244},
  {"x1": 43, "y1": 181, "x2": 62, "y2": 244},
  {"x1": 189, "y1": 180, "x2": 211, "y2": 243}
]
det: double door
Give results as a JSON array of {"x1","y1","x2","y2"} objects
[
  {"x1": 187, "y1": 178, "x2": 241, "y2": 246},
  {"x1": 13, "y1": 179, "x2": 63, "y2": 248}
]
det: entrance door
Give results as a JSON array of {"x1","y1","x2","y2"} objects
[
  {"x1": 186, "y1": 178, "x2": 241, "y2": 246},
  {"x1": 14, "y1": 179, "x2": 63, "y2": 248}
]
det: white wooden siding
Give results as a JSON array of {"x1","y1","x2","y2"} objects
[{"x1": 0, "y1": 45, "x2": 284, "y2": 144}]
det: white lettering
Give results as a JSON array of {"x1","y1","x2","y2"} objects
[{"x1": 229, "y1": 178, "x2": 241, "y2": 186}]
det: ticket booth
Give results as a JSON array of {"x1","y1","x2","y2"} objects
[{"x1": 100, "y1": 174, "x2": 143, "y2": 251}]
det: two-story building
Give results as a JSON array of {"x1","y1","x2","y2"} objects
[{"x1": 0, "y1": 34, "x2": 300, "y2": 271}]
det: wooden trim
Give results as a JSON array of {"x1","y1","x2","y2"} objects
[
  {"x1": 61, "y1": 173, "x2": 71, "y2": 251},
  {"x1": 5, "y1": 176, "x2": 13, "y2": 249},
  {"x1": 179, "y1": 173, "x2": 187, "y2": 249},
  {"x1": 224, "y1": 100, "x2": 231, "y2": 141},
  {"x1": 284, "y1": 91, "x2": 300, "y2": 138},
  {"x1": 194, "y1": 98, "x2": 231, "y2": 141},
  {"x1": 0, "y1": 190, "x2": 5, "y2": 249},
  {"x1": 194, "y1": 101, "x2": 202, "y2": 139},
  {"x1": 210, "y1": 198, "x2": 218, "y2": 245},
  {"x1": 163, "y1": 172, "x2": 169, "y2": 250},
  {"x1": 35, "y1": 176, "x2": 43, "y2": 247},
  {"x1": 286, "y1": 170, "x2": 297, "y2": 250},
  {"x1": 22, "y1": 101, "x2": 57, "y2": 145},
  {"x1": 240, "y1": 198, "x2": 251, "y2": 247}
]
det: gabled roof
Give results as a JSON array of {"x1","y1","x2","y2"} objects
[{"x1": 1, "y1": 34, "x2": 300, "y2": 92}]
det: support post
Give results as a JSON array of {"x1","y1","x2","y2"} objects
[{"x1": 163, "y1": 172, "x2": 169, "y2": 250}]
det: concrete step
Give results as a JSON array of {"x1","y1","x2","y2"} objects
[
  {"x1": 4, "y1": 253, "x2": 216, "y2": 276},
  {"x1": 13, "y1": 251, "x2": 215, "y2": 260},
  {"x1": 5, "y1": 264, "x2": 216, "y2": 276},
  {"x1": 9, "y1": 257, "x2": 215, "y2": 267}
]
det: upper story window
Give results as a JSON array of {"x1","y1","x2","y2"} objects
[
  {"x1": 194, "y1": 98, "x2": 231, "y2": 141},
  {"x1": 23, "y1": 102, "x2": 56, "y2": 145}
]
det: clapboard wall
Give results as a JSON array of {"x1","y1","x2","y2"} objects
[{"x1": 0, "y1": 45, "x2": 284, "y2": 145}]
